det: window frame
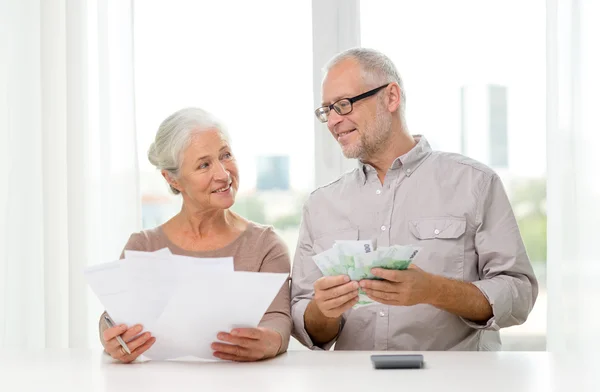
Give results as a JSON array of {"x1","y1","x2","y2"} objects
[{"x1": 311, "y1": 0, "x2": 362, "y2": 187}]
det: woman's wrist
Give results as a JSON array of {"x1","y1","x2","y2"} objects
[{"x1": 259, "y1": 327, "x2": 282, "y2": 358}]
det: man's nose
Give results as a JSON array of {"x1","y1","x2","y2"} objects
[{"x1": 327, "y1": 109, "x2": 344, "y2": 130}]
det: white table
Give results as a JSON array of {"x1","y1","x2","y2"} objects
[{"x1": 0, "y1": 349, "x2": 597, "y2": 391}]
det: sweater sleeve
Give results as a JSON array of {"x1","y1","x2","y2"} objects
[{"x1": 256, "y1": 227, "x2": 293, "y2": 355}]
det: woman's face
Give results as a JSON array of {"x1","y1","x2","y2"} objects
[{"x1": 169, "y1": 129, "x2": 239, "y2": 212}]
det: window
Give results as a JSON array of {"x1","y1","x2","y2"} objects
[
  {"x1": 133, "y1": 0, "x2": 314, "y2": 254},
  {"x1": 361, "y1": 0, "x2": 547, "y2": 350}
]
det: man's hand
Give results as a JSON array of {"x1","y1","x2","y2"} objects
[
  {"x1": 211, "y1": 327, "x2": 282, "y2": 362},
  {"x1": 359, "y1": 264, "x2": 493, "y2": 322},
  {"x1": 359, "y1": 264, "x2": 433, "y2": 306},
  {"x1": 313, "y1": 275, "x2": 359, "y2": 318}
]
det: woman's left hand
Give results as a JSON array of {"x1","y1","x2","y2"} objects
[{"x1": 211, "y1": 327, "x2": 282, "y2": 362}]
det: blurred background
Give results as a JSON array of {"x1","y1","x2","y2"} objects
[{"x1": 2, "y1": 0, "x2": 598, "y2": 354}]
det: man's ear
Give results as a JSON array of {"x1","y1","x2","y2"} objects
[
  {"x1": 161, "y1": 170, "x2": 181, "y2": 192},
  {"x1": 386, "y1": 82, "x2": 402, "y2": 113}
]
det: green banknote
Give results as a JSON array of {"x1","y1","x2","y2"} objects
[{"x1": 312, "y1": 242, "x2": 422, "y2": 308}]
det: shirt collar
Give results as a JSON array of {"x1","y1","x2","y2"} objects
[{"x1": 358, "y1": 135, "x2": 432, "y2": 184}]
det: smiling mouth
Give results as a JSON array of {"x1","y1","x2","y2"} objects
[
  {"x1": 337, "y1": 129, "x2": 356, "y2": 139},
  {"x1": 212, "y1": 184, "x2": 231, "y2": 193}
]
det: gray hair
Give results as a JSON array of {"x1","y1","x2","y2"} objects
[
  {"x1": 147, "y1": 107, "x2": 230, "y2": 194},
  {"x1": 324, "y1": 47, "x2": 406, "y2": 115}
]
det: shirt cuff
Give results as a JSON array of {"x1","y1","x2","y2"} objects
[
  {"x1": 461, "y1": 278, "x2": 512, "y2": 331},
  {"x1": 291, "y1": 299, "x2": 339, "y2": 351}
]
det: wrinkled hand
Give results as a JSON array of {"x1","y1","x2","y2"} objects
[
  {"x1": 313, "y1": 275, "x2": 359, "y2": 318},
  {"x1": 359, "y1": 264, "x2": 434, "y2": 306},
  {"x1": 211, "y1": 327, "x2": 282, "y2": 362},
  {"x1": 102, "y1": 324, "x2": 156, "y2": 364}
]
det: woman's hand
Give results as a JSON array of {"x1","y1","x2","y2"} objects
[
  {"x1": 102, "y1": 324, "x2": 156, "y2": 363},
  {"x1": 211, "y1": 327, "x2": 282, "y2": 362}
]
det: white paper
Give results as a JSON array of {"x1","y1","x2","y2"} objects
[
  {"x1": 124, "y1": 247, "x2": 172, "y2": 259},
  {"x1": 84, "y1": 251, "x2": 286, "y2": 361},
  {"x1": 150, "y1": 271, "x2": 288, "y2": 360}
]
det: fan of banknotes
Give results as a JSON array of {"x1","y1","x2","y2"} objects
[{"x1": 312, "y1": 240, "x2": 422, "y2": 308}]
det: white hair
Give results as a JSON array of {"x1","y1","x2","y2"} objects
[
  {"x1": 324, "y1": 47, "x2": 406, "y2": 115},
  {"x1": 147, "y1": 107, "x2": 230, "y2": 194}
]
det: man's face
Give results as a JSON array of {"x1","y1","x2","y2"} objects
[{"x1": 321, "y1": 59, "x2": 392, "y2": 160}]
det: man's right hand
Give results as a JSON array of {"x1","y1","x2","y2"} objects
[
  {"x1": 313, "y1": 275, "x2": 359, "y2": 318},
  {"x1": 102, "y1": 324, "x2": 156, "y2": 363}
]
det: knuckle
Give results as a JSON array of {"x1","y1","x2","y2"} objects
[{"x1": 314, "y1": 278, "x2": 325, "y2": 289}]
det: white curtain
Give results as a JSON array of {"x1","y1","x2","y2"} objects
[
  {"x1": 0, "y1": 0, "x2": 140, "y2": 349},
  {"x1": 546, "y1": 0, "x2": 600, "y2": 352}
]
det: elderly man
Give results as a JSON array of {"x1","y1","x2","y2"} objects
[{"x1": 290, "y1": 48, "x2": 538, "y2": 351}]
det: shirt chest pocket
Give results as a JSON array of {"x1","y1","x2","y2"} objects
[{"x1": 408, "y1": 217, "x2": 466, "y2": 279}]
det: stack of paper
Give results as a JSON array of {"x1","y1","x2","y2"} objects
[{"x1": 84, "y1": 248, "x2": 288, "y2": 360}]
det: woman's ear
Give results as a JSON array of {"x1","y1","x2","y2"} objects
[{"x1": 161, "y1": 170, "x2": 181, "y2": 192}]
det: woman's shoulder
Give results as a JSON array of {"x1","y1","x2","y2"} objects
[
  {"x1": 244, "y1": 221, "x2": 288, "y2": 251},
  {"x1": 120, "y1": 226, "x2": 169, "y2": 255},
  {"x1": 242, "y1": 221, "x2": 291, "y2": 271}
]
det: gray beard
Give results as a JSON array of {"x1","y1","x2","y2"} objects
[{"x1": 343, "y1": 107, "x2": 392, "y2": 160}]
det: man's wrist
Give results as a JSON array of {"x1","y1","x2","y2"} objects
[
  {"x1": 425, "y1": 273, "x2": 449, "y2": 307},
  {"x1": 304, "y1": 300, "x2": 342, "y2": 344},
  {"x1": 306, "y1": 299, "x2": 342, "y2": 323}
]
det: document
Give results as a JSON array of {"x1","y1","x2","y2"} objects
[{"x1": 84, "y1": 250, "x2": 287, "y2": 360}]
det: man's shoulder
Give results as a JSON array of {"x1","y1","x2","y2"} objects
[
  {"x1": 308, "y1": 168, "x2": 361, "y2": 199},
  {"x1": 429, "y1": 150, "x2": 497, "y2": 179}
]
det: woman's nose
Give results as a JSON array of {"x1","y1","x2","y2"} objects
[{"x1": 213, "y1": 162, "x2": 230, "y2": 180}]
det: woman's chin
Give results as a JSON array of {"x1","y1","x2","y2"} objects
[{"x1": 210, "y1": 191, "x2": 235, "y2": 209}]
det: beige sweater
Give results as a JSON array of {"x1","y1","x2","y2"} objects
[{"x1": 120, "y1": 221, "x2": 292, "y2": 354}]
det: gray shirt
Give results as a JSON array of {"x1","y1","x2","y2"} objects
[{"x1": 290, "y1": 136, "x2": 538, "y2": 351}]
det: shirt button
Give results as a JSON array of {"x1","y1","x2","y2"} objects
[
  {"x1": 376, "y1": 189, "x2": 381, "y2": 195},
  {"x1": 381, "y1": 225, "x2": 386, "y2": 231},
  {"x1": 406, "y1": 168, "x2": 412, "y2": 173},
  {"x1": 379, "y1": 311, "x2": 385, "y2": 317},
  {"x1": 434, "y1": 229, "x2": 440, "y2": 235}
]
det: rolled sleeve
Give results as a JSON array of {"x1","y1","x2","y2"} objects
[
  {"x1": 462, "y1": 278, "x2": 512, "y2": 330},
  {"x1": 291, "y1": 298, "x2": 341, "y2": 351},
  {"x1": 465, "y1": 173, "x2": 539, "y2": 330},
  {"x1": 290, "y1": 203, "x2": 340, "y2": 350}
]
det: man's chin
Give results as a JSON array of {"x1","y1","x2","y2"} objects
[{"x1": 341, "y1": 146, "x2": 362, "y2": 159}]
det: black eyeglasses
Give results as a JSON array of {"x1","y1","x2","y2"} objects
[{"x1": 314, "y1": 83, "x2": 390, "y2": 123}]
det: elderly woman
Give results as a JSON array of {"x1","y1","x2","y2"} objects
[{"x1": 98, "y1": 107, "x2": 291, "y2": 363}]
